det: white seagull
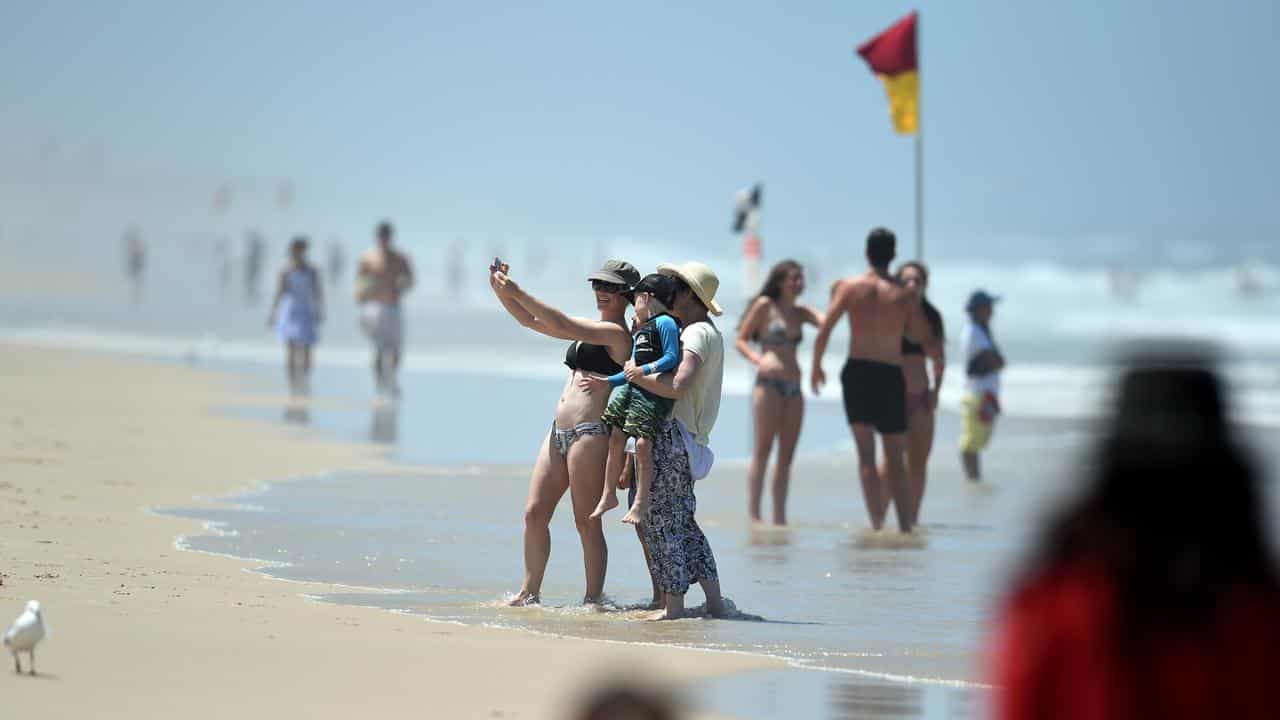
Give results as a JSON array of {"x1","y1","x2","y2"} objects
[{"x1": 4, "y1": 600, "x2": 46, "y2": 675}]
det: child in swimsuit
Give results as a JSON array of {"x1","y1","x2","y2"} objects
[{"x1": 591, "y1": 274, "x2": 682, "y2": 525}]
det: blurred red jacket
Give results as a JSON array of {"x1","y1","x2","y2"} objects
[{"x1": 989, "y1": 562, "x2": 1280, "y2": 720}]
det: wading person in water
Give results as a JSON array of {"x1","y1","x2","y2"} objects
[
  {"x1": 960, "y1": 290, "x2": 1003, "y2": 482},
  {"x1": 734, "y1": 260, "x2": 822, "y2": 525},
  {"x1": 810, "y1": 228, "x2": 931, "y2": 534}
]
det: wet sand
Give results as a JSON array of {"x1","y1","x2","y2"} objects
[{"x1": 0, "y1": 343, "x2": 776, "y2": 719}]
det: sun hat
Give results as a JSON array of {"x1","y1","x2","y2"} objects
[
  {"x1": 965, "y1": 289, "x2": 1000, "y2": 311},
  {"x1": 587, "y1": 259, "x2": 641, "y2": 290},
  {"x1": 657, "y1": 261, "x2": 724, "y2": 316}
]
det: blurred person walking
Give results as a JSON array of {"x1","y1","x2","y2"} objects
[
  {"x1": 243, "y1": 231, "x2": 265, "y2": 304},
  {"x1": 491, "y1": 259, "x2": 639, "y2": 606},
  {"x1": 326, "y1": 238, "x2": 345, "y2": 290},
  {"x1": 988, "y1": 351, "x2": 1280, "y2": 719},
  {"x1": 959, "y1": 290, "x2": 1003, "y2": 481},
  {"x1": 122, "y1": 227, "x2": 145, "y2": 303},
  {"x1": 885, "y1": 261, "x2": 945, "y2": 526},
  {"x1": 266, "y1": 237, "x2": 324, "y2": 395},
  {"x1": 356, "y1": 221, "x2": 414, "y2": 396},
  {"x1": 734, "y1": 260, "x2": 822, "y2": 525},
  {"x1": 811, "y1": 228, "x2": 930, "y2": 534}
]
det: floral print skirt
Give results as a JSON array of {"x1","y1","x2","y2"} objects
[{"x1": 643, "y1": 420, "x2": 719, "y2": 596}]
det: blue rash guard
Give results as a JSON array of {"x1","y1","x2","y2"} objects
[{"x1": 607, "y1": 313, "x2": 681, "y2": 387}]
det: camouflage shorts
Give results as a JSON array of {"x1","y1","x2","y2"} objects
[{"x1": 602, "y1": 384, "x2": 673, "y2": 440}]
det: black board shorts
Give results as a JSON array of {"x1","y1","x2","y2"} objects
[{"x1": 840, "y1": 358, "x2": 907, "y2": 434}]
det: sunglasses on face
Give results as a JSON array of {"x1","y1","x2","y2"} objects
[{"x1": 591, "y1": 280, "x2": 627, "y2": 294}]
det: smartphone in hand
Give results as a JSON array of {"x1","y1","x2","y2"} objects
[{"x1": 489, "y1": 256, "x2": 504, "y2": 273}]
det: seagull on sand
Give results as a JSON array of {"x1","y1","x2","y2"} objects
[{"x1": 4, "y1": 600, "x2": 46, "y2": 675}]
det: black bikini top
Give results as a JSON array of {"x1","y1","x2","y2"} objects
[
  {"x1": 902, "y1": 337, "x2": 924, "y2": 356},
  {"x1": 564, "y1": 341, "x2": 623, "y2": 376}
]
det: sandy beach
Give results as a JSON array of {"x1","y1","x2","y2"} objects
[{"x1": 0, "y1": 343, "x2": 776, "y2": 719}]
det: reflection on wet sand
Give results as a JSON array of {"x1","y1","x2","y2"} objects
[
  {"x1": 370, "y1": 400, "x2": 399, "y2": 444},
  {"x1": 749, "y1": 522, "x2": 793, "y2": 547},
  {"x1": 828, "y1": 679, "x2": 922, "y2": 718},
  {"x1": 697, "y1": 667, "x2": 976, "y2": 720},
  {"x1": 283, "y1": 398, "x2": 310, "y2": 425}
]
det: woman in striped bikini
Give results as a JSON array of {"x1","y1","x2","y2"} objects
[
  {"x1": 735, "y1": 260, "x2": 823, "y2": 526},
  {"x1": 490, "y1": 259, "x2": 639, "y2": 606}
]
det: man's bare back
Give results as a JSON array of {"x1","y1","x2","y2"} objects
[
  {"x1": 357, "y1": 248, "x2": 413, "y2": 305},
  {"x1": 835, "y1": 270, "x2": 920, "y2": 364}
]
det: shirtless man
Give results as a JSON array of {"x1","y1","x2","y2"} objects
[
  {"x1": 810, "y1": 228, "x2": 932, "y2": 534},
  {"x1": 356, "y1": 221, "x2": 414, "y2": 395}
]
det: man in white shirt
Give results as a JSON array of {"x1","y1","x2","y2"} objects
[
  {"x1": 960, "y1": 290, "x2": 1005, "y2": 481},
  {"x1": 620, "y1": 261, "x2": 727, "y2": 620}
]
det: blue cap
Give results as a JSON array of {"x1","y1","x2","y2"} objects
[{"x1": 966, "y1": 289, "x2": 1000, "y2": 311}]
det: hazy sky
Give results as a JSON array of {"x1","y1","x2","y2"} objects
[{"x1": 1, "y1": 1, "x2": 1276, "y2": 261}]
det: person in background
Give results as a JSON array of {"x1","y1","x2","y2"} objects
[
  {"x1": 266, "y1": 237, "x2": 324, "y2": 395},
  {"x1": 734, "y1": 260, "x2": 822, "y2": 525},
  {"x1": 122, "y1": 227, "x2": 146, "y2": 304},
  {"x1": 356, "y1": 221, "x2": 414, "y2": 396},
  {"x1": 959, "y1": 290, "x2": 1003, "y2": 482},
  {"x1": 988, "y1": 351, "x2": 1280, "y2": 719},
  {"x1": 811, "y1": 228, "x2": 929, "y2": 534},
  {"x1": 244, "y1": 231, "x2": 265, "y2": 304},
  {"x1": 326, "y1": 238, "x2": 345, "y2": 290},
  {"x1": 886, "y1": 261, "x2": 945, "y2": 526}
]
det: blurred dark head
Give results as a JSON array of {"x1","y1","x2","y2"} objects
[
  {"x1": 289, "y1": 236, "x2": 308, "y2": 261},
  {"x1": 574, "y1": 685, "x2": 679, "y2": 720},
  {"x1": 376, "y1": 221, "x2": 393, "y2": 247},
  {"x1": 1024, "y1": 343, "x2": 1276, "y2": 636},
  {"x1": 866, "y1": 227, "x2": 896, "y2": 270}
]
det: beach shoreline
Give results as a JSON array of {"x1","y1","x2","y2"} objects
[{"x1": 0, "y1": 343, "x2": 776, "y2": 719}]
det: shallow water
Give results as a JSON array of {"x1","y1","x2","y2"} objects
[{"x1": 160, "y1": 408, "x2": 1092, "y2": 688}]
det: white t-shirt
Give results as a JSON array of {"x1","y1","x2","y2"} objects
[
  {"x1": 962, "y1": 322, "x2": 1001, "y2": 395},
  {"x1": 672, "y1": 320, "x2": 723, "y2": 447}
]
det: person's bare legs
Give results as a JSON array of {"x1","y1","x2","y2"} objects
[
  {"x1": 387, "y1": 347, "x2": 402, "y2": 395},
  {"x1": 771, "y1": 394, "x2": 804, "y2": 526},
  {"x1": 300, "y1": 344, "x2": 313, "y2": 394},
  {"x1": 851, "y1": 424, "x2": 887, "y2": 530},
  {"x1": 747, "y1": 385, "x2": 780, "y2": 522},
  {"x1": 372, "y1": 349, "x2": 386, "y2": 391},
  {"x1": 881, "y1": 433, "x2": 913, "y2": 533},
  {"x1": 284, "y1": 343, "x2": 297, "y2": 391},
  {"x1": 566, "y1": 433, "x2": 610, "y2": 603},
  {"x1": 906, "y1": 407, "x2": 935, "y2": 527},
  {"x1": 621, "y1": 437, "x2": 653, "y2": 525},
  {"x1": 962, "y1": 451, "x2": 981, "y2": 481},
  {"x1": 700, "y1": 577, "x2": 727, "y2": 618},
  {"x1": 510, "y1": 433, "x2": 569, "y2": 606},
  {"x1": 591, "y1": 429, "x2": 626, "y2": 519}
]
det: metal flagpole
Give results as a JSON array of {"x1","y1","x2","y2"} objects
[
  {"x1": 914, "y1": 18, "x2": 924, "y2": 260},
  {"x1": 915, "y1": 130, "x2": 923, "y2": 260}
]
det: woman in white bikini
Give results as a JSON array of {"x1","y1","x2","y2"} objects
[{"x1": 735, "y1": 260, "x2": 822, "y2": 525}]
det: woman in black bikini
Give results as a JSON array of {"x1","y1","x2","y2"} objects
[
  {"x1": 735, "y1": 260, "x2": 823, "y2": 525},
  {"x1": 891, "y1": 261, "x2": 945, "y2": 526},
  {"x1": 490, "y1": 259, "x2": 639, "y2": 605}
]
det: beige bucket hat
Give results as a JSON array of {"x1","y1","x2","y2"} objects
[{"x1": 657, "y1": 261, "x2": 724, "y2": 316}]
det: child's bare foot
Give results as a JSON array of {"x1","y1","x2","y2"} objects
[
  {"x1": 621, "y1": 498, "x2": 648, "y2": 525},
  {"x1": 589, "y1": 492, "x2": 619, "y2": 519}
]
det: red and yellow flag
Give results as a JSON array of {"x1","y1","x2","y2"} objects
[{"x1": 856, "y1": 11, "x2": 918, "y2": 135}]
